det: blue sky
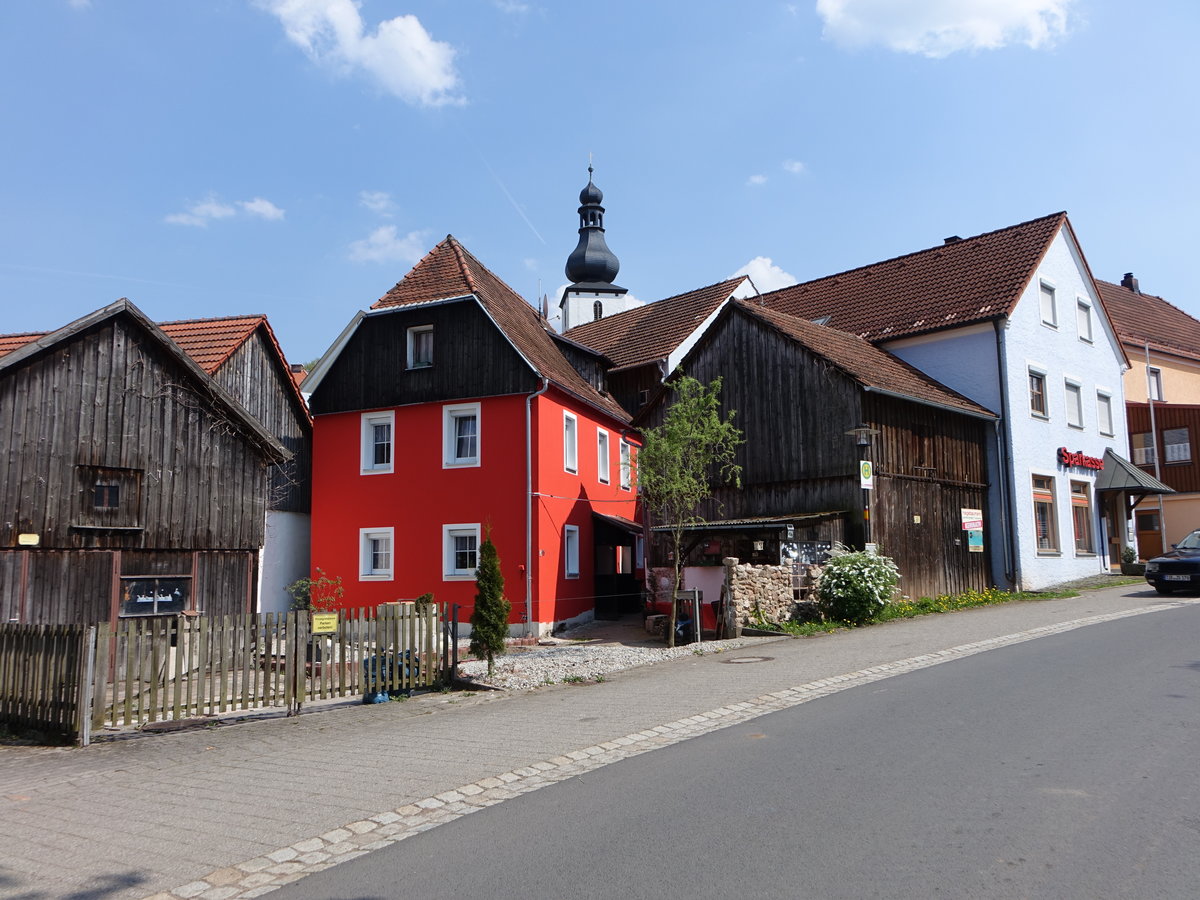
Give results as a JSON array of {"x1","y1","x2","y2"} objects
[{"x1": 2, "y1": 0, "x2": 1197, "y2": 365}]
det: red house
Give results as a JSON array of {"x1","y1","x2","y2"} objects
[{"x1": 304, "y1": 236, "x2": 640, "y2": 634}]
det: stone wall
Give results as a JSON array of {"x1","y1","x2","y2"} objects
[{"x1": 724, "y1": 557, "x2": 816, "y2": 625}]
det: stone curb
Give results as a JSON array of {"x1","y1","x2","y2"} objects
[{"x1": 149, "y1": 599, "x2": 1195, "y2": 899}]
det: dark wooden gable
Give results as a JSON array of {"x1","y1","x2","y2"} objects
[
  {"x1": 309, "y1": 298, "x2": 540, "y2": 415},
  {"x1": 212, "y1": 327, "x2": 312, "y2": 512},
  {"x1": 0, "y1": 313, "x2": 274, "y2": 552}
]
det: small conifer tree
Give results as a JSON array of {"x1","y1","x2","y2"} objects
[{"x1": 470, "y1": 535, "x2": 510, "y2": 675}]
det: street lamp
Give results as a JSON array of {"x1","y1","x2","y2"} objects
[{"x1": 846, "y1": 424, "x2": 880, "y2": 550}]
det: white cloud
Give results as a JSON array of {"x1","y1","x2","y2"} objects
[
  {"x1": 494, "y1": 0, "x2": 530, "y2": 13},
  {"x1": 240, "y1": 197, "x2": 286, "y2": 220},
  {"x1": 68, "y1": 0, "x2": 92, "y2": 9},
  {"x1": 730, "y1": 257, "x2": 799, "y2": 294},
  {"x1": 359, "y1": 190, "x2": 394, "y2": 215},
  {"x1": 348, "y1": 225, "x2": 428, "y2": 263},
  {"x1": 257, "y1": 0, "x2": 463, "y2": 107},
  {"x1": 816, "y1": 0, "x2": 1073, "y2": 58},
  {"x1": 747, "y1": 174, "x2": 768, "y2": 187},
  {"x1": 522, "y1": 257, "x2": 539, "y2": 271},
  {"x1": 782, "y1": 159, "x2": 806, "y2": 175},
  {"x1": 165, "y1": 194, "x2": 284, "y2": 227}
]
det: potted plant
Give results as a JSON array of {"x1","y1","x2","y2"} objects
[{"x1": 1120, "y1": 545, "x2": 1145, "y2": 576}]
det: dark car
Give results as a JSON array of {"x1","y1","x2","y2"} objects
[{"x1": 1144, "y1": 529, "x2": 1200, "y2": 594}]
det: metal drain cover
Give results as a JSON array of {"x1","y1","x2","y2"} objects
[{"x1": 721, "y1": 656, "x2": 773, "y2": 664}]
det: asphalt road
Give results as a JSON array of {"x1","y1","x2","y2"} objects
[{"x1": 272, "y1": 602, "x2": 1200, "y2": 900}]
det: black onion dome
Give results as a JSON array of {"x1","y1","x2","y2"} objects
[
  {"x1": 565, "y1": 167, "x2": 621, "y2": 286},
  {"x1": 579, "y1": 180, "x2": 603, "y2": 205}
]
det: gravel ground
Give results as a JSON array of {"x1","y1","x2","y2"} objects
[{"x1": 457, "y1": 624, "x2": 770, "y2": 691}]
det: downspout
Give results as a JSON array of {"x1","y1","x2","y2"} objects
[
  {"x1": 525, "y1": 377, "x2": 551, "y2": 637},
  {"x1": 1146, "y1": 342, "x2": 1165, "y2": 556},
  {"x1": 994, "y1": 319, "x2": 1018, "y2": 588}
]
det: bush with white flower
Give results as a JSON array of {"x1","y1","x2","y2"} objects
[{"x1": 816, "y1": 543, "x2": 900, "y2": 624}]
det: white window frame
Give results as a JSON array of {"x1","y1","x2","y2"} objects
[
  {"x1": 1076, "y1": 298, "x2": 1093, "y2": 343},
  {"x1": 406, "y1": 325, "x2": 433, "y2": 369},
  {"x1": 1132, "y1": 432, "x2": 1156, "y2": 466},
  {"x1": 442, "y1": 523, "x2": 481, "y2": 580},
  {"x1": 1028, "y1": 368, "x2": 1048, "y2": 419},
  {"x1": 1147, "y1": 367, "x2": 1163, "y2": 402},
  {"x1": 564, "y1": 525, "x2": 580, "y2": 578},
  {"x1": 563, "y1": 412, "x2": 578, "y2": 474},
  {"x1": 360, "y1": 411, "x2": 394, "y2": 474},
  {"x1": 620, "y1": 440, "x2": 632, "y2": 491},
  {"x1": 1164, "y1": 427, "x2": 1191, "y2": 464},
  {"x1": 443, "y1": 403, "x2": 481, "y2": 468},
  {"x1": 359, "y1": 527, "x2": 394, "y2": 581},
  {"x1": 1039, "y1": 280, "x2": 1057, "y2": 327},
  {"x1": 1070, "y1": 480, "x2": 1094, "y2": 555},
  {"x1": 597, "y1": 429, "x2": 610, "y2": 484},
  {"x1": 1097, "y1": 392, "x2": 1114, "y2": 436},
  {"x1": 1031, "y1": 475, "x2": 1059, "y2": 555},
  {"x1": 1065, "y1": 381, "x2": 1083, "y2": 429}
]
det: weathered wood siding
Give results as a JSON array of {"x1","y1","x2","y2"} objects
[
  {"x1": 607, "y1": 364, "x2": 664, "y2": 418},
  {"x1": 0, "y1": 316, "x2": 269, "y2": 551},
  {"x1": 646, "y1": 306, "x2": 992, "y2": 598},
  {"x1": 309, "y1": 299, "x2": 539, "y2": 415},
  {"x1": 212, "y1": 330, "x2": 311, "y2": 512},
  {"x1": 1127, "y1": 403, "x2": 1200, "y2": 492},
  {"x1": 0, "y1": 548, "x2": 256, "y2": 624}
]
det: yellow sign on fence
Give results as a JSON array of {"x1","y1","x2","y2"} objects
[{"x1": 310, "y1": 612, "x2": 339, "y2": 634}]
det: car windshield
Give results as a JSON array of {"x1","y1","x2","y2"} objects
[{"x1": 1177, "y1": 531, "x2": 1200, "y2": 550}]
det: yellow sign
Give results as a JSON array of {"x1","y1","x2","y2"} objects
[
  {"x1": 311, "y1": 612, "x2": 339, "y2": 634},
  {"x1": 17, "y1": 533, "x2": 40, "y2": 546}
]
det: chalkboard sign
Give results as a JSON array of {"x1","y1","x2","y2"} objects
[
  {"x1": 120, "y1": 576, "x2": 190, "y2": 617},
  {"x1": 783, "y1": 541, "x2": 833, "y2": 566}
]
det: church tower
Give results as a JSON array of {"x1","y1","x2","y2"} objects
[{"x1": 560, "y1": 166, "x2": 635, "y2": 330}]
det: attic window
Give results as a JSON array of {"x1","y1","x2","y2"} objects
[
  {"x1": 811, "y1": 315, "x2": 832, "y2": 326},
  {"x1": 75, "y1": 466, "x2": 142, "y2": 529},
  {"x1": 407, "y1": 325, "x2": 433, "y2": 369}
]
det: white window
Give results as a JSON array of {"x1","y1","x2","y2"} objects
[
  {"x1": 360, "y1": 528, "x2": 394, "y2": 580},
  {"x1": 563, "y1": 412, "x2": 578, "y2": 474},
  {"x1": 1039, "y1": 281, "x2": 1057, "y2": 327},
  {"x1": 1065, "y1": 382, "x2": 1083, "y2": 428},
  {"x1": 1076, "y1": 300, "x2": 1092, "y2": 343},
  {"x1": 1164, "y1": 427, "x2": 1191, "y2": 463},
  {"x1": 597, "y1": 429, "x2": 610, "y2": 484},
  {"x1": 1070, "y1": 481, "x2": 1094, "y2": 554},
  {"x1": 620, "y1": 440, "x2": 632, "y2": 491},
  {"x1": 1147, "y1": 367, "x2": 1163, "y2": 402},
  {"x1": 563, "y1": 525, "x2": 580, "y2": 578},
  {"x1": 443, "y1": 403, "x2": 481, "y2": 467},
  {"x1": 442, "y1": 524, "x2": 480, "y2": 579},
  {"x1": 1097, "y1": 393, "x2": 1114, "y2": 436},
  {"x1": 1028, "y1": 370, "x2": 1048, "y2": 418},
  {"x1": 1031, "y1": 476, "x2": 1058, "y2": 554},
  {"x1": 407, "y1": 325, "x2": 433, "y2": 369},
  {"x1": 361, "y1": 411, "x2": 394, "y2": 474}
]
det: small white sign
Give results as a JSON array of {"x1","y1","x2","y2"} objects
[{"x1": 859, "y1": 460, "x2": 874, "y2": 490}]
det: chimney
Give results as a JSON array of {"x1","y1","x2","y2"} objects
[
  {"x1": 943, "y1": 235, "x2": 961, "y2": 244},
  {"x1": 290, "y1": 363, "x2": 304, "y2": 373},
  {"x1": 1121, "y1": 272, "x2": 1140, "y2": 293}
]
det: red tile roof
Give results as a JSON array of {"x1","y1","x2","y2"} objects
[
  {"x1": 1096, "y1": 279, "x2": 1200, "y2": 364},
  {"x1": 563, "y1": 277, "x2": 746, "y2": 369},
  {"x1": 733, "y1": 301, "x2": 995, "y2": 417},
  {"x1": 373, "y1": 236, "x2": 630, "y2": 422},
  {"x1": 158, "y1": 315, "x2": 266, "y2": 374},
  {"x1": 0, "y1": 332, "x2": 45, "y2": 356},
  {"x1": 760, "y1": 212, "x2": 1068, "y2": 342}
]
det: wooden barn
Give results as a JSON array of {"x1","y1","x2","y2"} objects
[
  {"x1": 639, "y1": 300, "x2": 998, "y2": 601},
  {"x1": 0, "y1": 299, "x2": 299, "y2": 625}
]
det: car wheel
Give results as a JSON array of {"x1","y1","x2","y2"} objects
[{"x1": 1153, "y1": 584, "x2": 1176, "y2": 595}]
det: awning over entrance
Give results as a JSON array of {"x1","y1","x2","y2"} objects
[
  {"x1": 1094, "y1": 448, "x2": 1174, "y2": 515},
  {"x1": 648, "y1": 511, "x2": 844, "y2": 533},
  {"x1": 592, "y1": 511, "x2": 642, "y2": 535}
]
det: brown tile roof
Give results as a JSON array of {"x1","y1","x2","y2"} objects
[
  {"x1": 373, "y1": 236, "x2": 629, "y2": 422},
  {"x1": 157, "y1": 315, "x2": 266, "y2": 374},
  {"x1": 0, "y1": 332, "x2": 45, "y2": 356},
  {"x1": 563, "y1": 277, "x2": 746, "y2": 369},
  {"x1": 1096, "y1": 279, "x2": 1200, "y2": 364},
  {"x1": 760, "y1": 212, "x2": 1068, "y2": 342},
  {"x1": 733, "y1": 301, "x2": 995, "y2": 417}
]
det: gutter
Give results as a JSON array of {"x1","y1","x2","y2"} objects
[
  {"x1": 994, "y1": 320, "x2": 1018, "y2": 588},
  {"x1": 525, "y1": 377, "x2": 551, "y2": 636}
]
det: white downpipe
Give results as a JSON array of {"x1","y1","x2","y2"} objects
[{"x1": 525, "y1": 378, "x2": 551, "y2": 636}]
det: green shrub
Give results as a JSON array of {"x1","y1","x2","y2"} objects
[
  {"x1": 816, "y1": 544, "x2": 899, "y2": 624},
  {"x1": 470, "y1": 536, "x2": 510, "y2": 676}
]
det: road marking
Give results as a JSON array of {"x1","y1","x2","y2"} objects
[{"x1": 148, "y1": 599, "x2": 1196, "y2": 900}]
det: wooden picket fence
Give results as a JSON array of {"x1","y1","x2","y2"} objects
[{"x1": 0, "y1": 603, "x2": 457, "y2": 746}]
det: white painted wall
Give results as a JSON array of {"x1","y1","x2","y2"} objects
[
  {"x1": 884, "y1": 227, "x2": 1128, "y2": 591},
  {"x1": 560, "y1": 289, "x2": 640, "y2": 331},
  {"x1": 259, "y1": 511, "x2": 311, "y2": 613}
]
